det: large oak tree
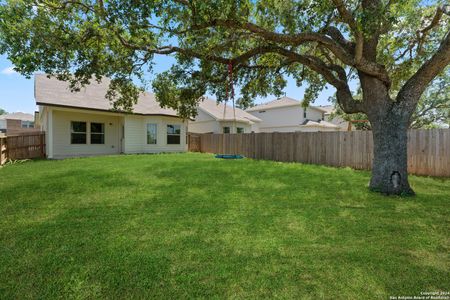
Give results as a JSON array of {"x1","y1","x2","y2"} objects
[{"x1": 1, "y1": 0, "x2": 449, "y2": 195}]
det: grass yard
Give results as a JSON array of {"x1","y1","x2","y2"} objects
[{"x1": 0, "y1": 153, "x2": 449, "y2": 299}]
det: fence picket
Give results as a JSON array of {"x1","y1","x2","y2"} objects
[
  {"x1": 0, "y1": 132, "x2": 46, "y2": 165},
  {"x1": 188, "y1": 129, "x2": 450, "y2": 177}
]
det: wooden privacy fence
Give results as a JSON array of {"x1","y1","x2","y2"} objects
[
  {"x1": 0, "y1": 133, "x2": 46, "y2": 165},
  {"x1": 188, "y1": 134, "x2": 201, "y2": 152},
  {"x1": 188, "y1": 129, "x2": 450, "y2": 177}
]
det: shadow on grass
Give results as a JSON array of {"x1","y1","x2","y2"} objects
[{"x1": 0, "y1": 153, "x2": 449, "y2": 298}]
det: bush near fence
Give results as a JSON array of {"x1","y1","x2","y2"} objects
[{"x1": 188, "y1": 129, "x2": 450, "y2": 177}]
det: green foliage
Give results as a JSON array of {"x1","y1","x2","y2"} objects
[
  {"x1": 0, "y1": 1, "x2": 447, "y2": 117},
  {"x1": 333, "y1": 69, "x2": 450, "y2": 129},
  {"x1": 0, "y1": 107, "x2": 6, "y2": 115},
  {"x1": 1, "y1": 153, "x2": 449, "y2": 298},
  {"x1": 410, "y1": 70, "x2": 450, "y2": 128}
]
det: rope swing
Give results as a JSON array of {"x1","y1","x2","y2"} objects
[
  {"x1": 216, "y1": 60, "x2": 243, "y2": 159},
  {"x1": 222, "y1": 60, "x2": 237, "y2": 133}
]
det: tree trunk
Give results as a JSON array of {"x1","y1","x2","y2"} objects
[{"x1": 369, "y1": 119, "x2": 414, "y2": 195}]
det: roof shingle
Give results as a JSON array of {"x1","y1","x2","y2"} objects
[
  {"x1": 35, "y1": 75, "x2": 180, "y2": 117},
  {"x1": 198, "y1": 98, "x2": 261, "y2": 124},
  {"x1": 0, "y1": 112, "x2": 34, "y2": 121}
]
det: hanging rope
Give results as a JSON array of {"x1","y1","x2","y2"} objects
[
  {"x1": 223, "y1": 60, "x2": 236, "y2": 133},
  {"x1": 228, "y1": 61, "x2": 237, "y2": 135}
]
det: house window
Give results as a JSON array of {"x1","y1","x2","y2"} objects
[
  {"x1": 147, "y1": 123, "x2": 157, "y2": 144},
  {"x1": 322, "y1": 113, "x2": 325, "y2": 121},
  {"x1": 21, "y1": 121, "x2": 34, "y2": 128},
  {"x1": 223, "y1": 127, "x2": 230, "y2": 134},
  {"x1": 167, "y1": 124, "x2": 181, "y2": 144},
  {"x1": 237, "y1": 127, "x2": 244, "y2": 133},
  {"x1": 71, "y1": 121, "x2": 87, "y2": 144},
  {"x1": 303, "y1": 108, "x2": 307, "y2": 119},
  {"x1": 90, "y1": 123, "x2": 105, "y2": 144}
]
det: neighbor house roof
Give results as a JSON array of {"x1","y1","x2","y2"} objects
[
  {"x1": 246, "y1": 96, "x2": 327, "y2": 112},
  {"x1": 299, "y1": 119, "x2": 340, "y2": 129},
  {"x1": 198, "y1": 98, "x2": 261, "y2": 124},
  {"x1": 317, "y1": 105, "x2": 335, "y2": 115},
  {"x1": 0, "y1": 112, "x2": 34, "y2": 122},
  {"x1": 35, "y1": 74, "x2": 180, "y2": 117}
]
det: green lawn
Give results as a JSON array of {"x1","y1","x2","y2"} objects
[{"x1": 0, "y1": 153, "x2": 449, "y2": 299}]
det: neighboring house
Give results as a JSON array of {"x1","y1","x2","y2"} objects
[
  {"x1": 189, "y1": 98, "x2": 261, "y2": 134},
  {"x1": 245, "y1": 97, "x2": 340, "y2": 132},
  {"x1": 0, "y1": 112, "x2": 39, "y2": 136},
  {"x1": 318, "y1": 105, "x2": 352, "y2": 131},
  {"x1": 35, "y1": 75, "x2": 188, "y2": 159}
]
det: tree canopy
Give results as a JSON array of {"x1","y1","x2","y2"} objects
[
  {"x1": 0, "y1": 0, "x2": 448, "y2": 118},
  {"x1": 410, "y1": 72, "x2": 450, "y2": 128},
  {"x1": 332, "y1": 70, "x2": 450, "y2": 129},
  {"x1": 0, "y1": 107, "x2": 6, "y2": 115}
]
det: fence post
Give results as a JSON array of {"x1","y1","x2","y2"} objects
[
  {"x1": 0, "y1": 137, "x2": 4, "y2": 165},
  {"x1": 0, "y1": 136, "x2": 8, "y2": 165},
  {"x1": 5, "y1": 137, "x2": 9, "y2": 164},
  {"x1": 40, "y1": 133, "x2": 45, "y2": 158},
  {"x1": 192, "y1": 129, "x2": 450, "y2": 177}
]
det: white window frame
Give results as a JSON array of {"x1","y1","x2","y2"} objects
[
  {"x1": 167, "y1": 124, "x2": 181, "y2": 145},
  {"x1": 71, "y1": 121, "x2": 87, "y2": 144},
  {"x1": 21, "y1": 120, "x2": 34, "y2": 128},
  {"x1": 90, "y1": 122, "x2": 105, "y2": 145},
  {"x1": 147, "y1": 123, "x2": 157, "y2": 144}
]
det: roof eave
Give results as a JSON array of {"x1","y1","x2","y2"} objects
[{"x1": 36, "y1": 102, "x2": 183, "y2": 119}]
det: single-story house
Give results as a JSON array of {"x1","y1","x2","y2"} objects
[
  {"x1": 189, "y1": 98, "x2": 261, "y2": 134},
  {"x1": 245, "y1": 97, "x2": 340, "y2": 132},
  {"x1": 35, "y1": 75, "x2": 188, "y2": 158},
  {"x1": 0, "y1": 112, "x2": 39, "y2": 136}
]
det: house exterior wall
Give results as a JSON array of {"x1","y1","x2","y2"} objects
[
  {"x1": 40, "y1": 106, "x2": 188, "y2": 158},
  {"x1": 325, "y1": 114, "x2": 351, "y2": 131},
  {"x1": 51, "y1": 109, "x2": 121, "y2": 158},
  {"x1": 123, "y1": 115, "x2": 188, "y2": 153},
  {"x1": 188, "y1": 110, "x2": 220, "y2": 133},
  {"x1": 0, "y1": 120, "x2": 5, "y2": 134},
  {"x1": 247, "y1": 105, "x2": 324, "y2": 132},
  {"x1": 258, "y1": 125, "x2": 304, "y2": 132},
  {"x1": 298, "y1": 126, "x2": 340, "y2": 132},
  {"x1": 4, "y1": 119, "x2": 40, "y2": 136},
  {"x1": 188, "y1": 120, "x2": 220, "y2": 133},
  {"x1": 189, "y1": 109, "x2": 256, "y2": 134},
  {"x1": 39, "y1": 107, "x2": 187, "y2": 158},
  {"x1": 219, "y1": 121, "x2": 253, "y2": 133}
]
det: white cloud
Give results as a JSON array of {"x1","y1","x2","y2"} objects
[{"x1": 1, "y1": 67, "x2": 17, "y2": 75}]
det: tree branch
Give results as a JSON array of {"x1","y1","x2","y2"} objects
[
  {"x1": 323, "y1": 26, "x2": 355, "y2": 54},
  {"x1": 416, "y1": 6, "x2": 445, "y2": 55},
  {"x1": 144, "y1": 18, "x2": 390, "y2": 83},
  {"x1": 331, "y1": 0, "x2": 364, "y2": 63},
  {"x1": 397, "y1": 30, "x2": 450, "y2": 107},
  {"x1": 337, "y1": 87, "x2": 365, "y2": 114}
]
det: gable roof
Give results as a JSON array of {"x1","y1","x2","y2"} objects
[
  {"x1": 300, "y1": 119, "x2": 340, "y2": 129},
  {"x1": 0, "y1": 112, "x2": 34, "y2": 122},
  {"x1": 246, "y1": 96, "x2": 327, "y2": 112},
  {"x1": 317, "y1": 105, "x2": 335, "y2": 115},
  {"x1": 198, "y1": 98, "x2": 261, "y2": 124},
  {"x1": 35, "y1": 74, "x2": 180, "y2": 117}
]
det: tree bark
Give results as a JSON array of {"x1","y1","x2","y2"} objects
[
  {"x1": 356, "y1": 74, "x2": 416, "y2": 196},
  {"x1": 369, "y1": 116, "x2": 414, "y2": 195}
]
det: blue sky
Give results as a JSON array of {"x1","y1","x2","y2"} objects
[{"x1": 0, "y1": 53, "x2": 334, "y2": 114}]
